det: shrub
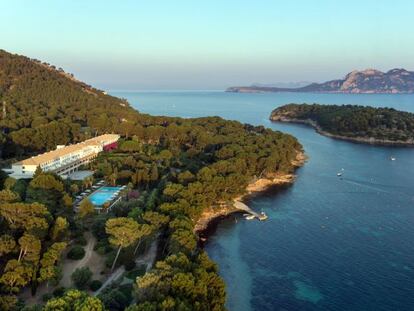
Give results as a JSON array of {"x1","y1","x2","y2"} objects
[
  {"x1": 52, "y1": 286, "x2": 65, "y2": 297},
  {"x1": 95, "y1": 246, "x2": 106, "y2": 255},
  {"x1": 21, "y1": 304, "x2": 42, "y2": 311},
  {"x1": 124, "y1": 259, "x2": 136, "y2": 271},
  {"x1": 71, "y1": 267, "x2": 92, "y2": 289},
  {"x1": 75, "y1": 235, "x2": 87, "y2": 246},
  {"x1": 105, "y1": 252, "x2": 116, "y2": 269},
  {"x1": 124, "y1": 265, "x2": 146, "y2": 280},
  {"x1": 118, "y1": 284, "x2": 133, "y2": 300},
  {"x1": 98, "y1": 288, "x2": 130, "y2": 311},
  {"x1": 89, "y1": 280, "x2": 103, "y2": 291},
  {"x1": 67, "y1": 246, "x2": 85, "y2": 260},
  {"x1": 42, "y1": 293, "x2": 53, "y2": 302}
]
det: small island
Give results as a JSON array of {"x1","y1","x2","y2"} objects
[{"x1": 270, "y1": 103, "x2": 414, "y2": 146}]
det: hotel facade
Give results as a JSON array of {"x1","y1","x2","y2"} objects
[{"x1": 5, "y1": 134, "x2": 119, "y2": 179}]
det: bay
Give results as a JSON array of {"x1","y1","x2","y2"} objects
[{"x1": 113, "y1": 91, "x2": 414, "y2": 311}]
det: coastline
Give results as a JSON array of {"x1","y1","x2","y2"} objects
[
  {"x1": 195, "y1": 151, "x2": 306, "y2": 237},
  {"x1": 270, "y1": 116, "x2": 414, "y2": 147},
  {"x1": 226, "y1": 89, "x2": 414, "y2": 94}
]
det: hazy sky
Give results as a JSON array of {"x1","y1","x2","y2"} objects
[{"x1": 2, "y1": 0, "x2": 414, "y2": 90}]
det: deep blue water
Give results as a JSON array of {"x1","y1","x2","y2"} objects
[{"x1": 114, "y1": 91, "x2": 414, "y2": 311}]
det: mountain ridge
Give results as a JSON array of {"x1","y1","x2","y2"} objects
[{"x1": 227, "y1": 68, "x2": 414, "y2": 94}]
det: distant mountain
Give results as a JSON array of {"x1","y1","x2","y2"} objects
[{"x1": 227, "y1": 69, "x2": 414, "y2": 94}]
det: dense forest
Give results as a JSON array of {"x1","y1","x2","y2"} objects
[
  {"x1": 0, "y1": 50, "x2": 302, "y2": 310},
  {"x1": 270, "y1": 103, "x2": 414, "y2": 144}
]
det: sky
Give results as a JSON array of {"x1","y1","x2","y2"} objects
[{"x1": 1, "y1": 0, "x2": 414, "y2": 90}]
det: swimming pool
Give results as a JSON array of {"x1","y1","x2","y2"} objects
[{"x1": 89, "y1": 186, "x2": 123, "y2": 206}]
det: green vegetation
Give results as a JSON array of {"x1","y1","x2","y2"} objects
[
  {"x1": 71, "y1": 267, "x2": 93, "y2": 290},
  {"x1": 43, "y1": 289, "x2": 104, "y2": 310},
  {"x1": 98, "y1": 283, "x2": 134, "y2": 311},
  {"x1": 78, "y1": 198, "x2": 95, "y2": 219},
  {"x1": 0, "y1": 50, "x2": 303, "y2": 310},
  {"x1": 89, "y1": 279, "x2": 103, "y2": 291},
  {"x1": 67, "y1": 246, "x2": 85, "y2": 260},
  {"x1": 105, "y1": 217, "x2": 141, "y2": 271},
  {"x1": 270, "y1": 103, "x2": 414, "y2": 144}
]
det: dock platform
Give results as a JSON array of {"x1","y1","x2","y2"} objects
[{"x1": 234, "y1": 200, "x2": 268, "y2": 221}]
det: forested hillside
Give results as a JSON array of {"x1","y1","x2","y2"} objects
[
  {"x1": 0, "y1": 50, "x2": 302, "y2": 310},
  {"x1": 270, "y1": 103, "x2": 414, "y2": 144},
  {"x1": 0, "y1": 50, "x2": 184, "y2": 157}
]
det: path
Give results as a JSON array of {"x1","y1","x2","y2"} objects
[
  {"x1": 19, "y1": 232, "x2": 105, "y2": 305},
  {"x1": 60, "y1": 232, "x2": 106, "y2": 287},
  {"x1": 94, "y1": 237, "x2": 158, "y2": 296}
]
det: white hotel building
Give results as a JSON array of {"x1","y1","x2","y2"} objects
[{"x1": 5, "y1": 134, "x2": 119, "y2": 179}]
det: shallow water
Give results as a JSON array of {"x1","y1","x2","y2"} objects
[{"x1": 114, "y1": 91, "x2": 414, "y2": 310}]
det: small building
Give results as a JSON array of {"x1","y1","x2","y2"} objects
[{"x1": 5, "y1": 134, "x2": 119, "y2": 179}]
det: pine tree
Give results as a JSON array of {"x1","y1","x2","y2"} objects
[{"x1": 105, "y1": 217, "x2": 140, "y2": 271}]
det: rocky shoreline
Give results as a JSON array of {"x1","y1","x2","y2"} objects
[
  {"x1": 270, "y1": 116, "x2": 414, "y2": 147},
  {"x1": 194, "y1": 151, "x2": 306, "y2": 237}
]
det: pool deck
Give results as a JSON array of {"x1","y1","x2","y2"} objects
[
  {"x1": 89, "y1": 186, "x2": 123, "y2": 205},
  {"x1": 74, "y1": 184, "x2": 126, "y2": 212}
]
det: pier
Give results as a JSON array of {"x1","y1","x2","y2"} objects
[{"x1": 234, "y1": 200, "x2": 268, "y2": 221}]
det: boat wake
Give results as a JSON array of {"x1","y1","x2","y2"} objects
[{"x1": 340, "y1": 177, "x2": 410, "y2": 197}]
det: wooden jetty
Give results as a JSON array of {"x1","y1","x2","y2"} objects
[{"x1": 234, "y1": 200, "x2": 268, "y2": 221}]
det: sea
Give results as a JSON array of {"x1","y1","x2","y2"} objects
[{"x1": 113, "y1": 91, "x2": 414, "y2": 311}]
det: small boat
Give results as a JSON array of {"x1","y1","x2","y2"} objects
[
  {"x1": 390, "y1": 156, "x2": 396, "y2": 161},
  {"x1": 245, "y1": 215, "x2": 255, "y2": 220},
  {"x1": 259, "y1": 212, "x2": 268, "y2": 221},
  {"x1": 337, "y1": 172, "x2": 342, "y2": 177}
]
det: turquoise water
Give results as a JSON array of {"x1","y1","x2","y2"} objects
[
  {"x1": 114, "y1": 91, "x2": 414, "y2": 311},
  {"x1": 89, "y1": 186, "x2": 122, "y2": 206}
]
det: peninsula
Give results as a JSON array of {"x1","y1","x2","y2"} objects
[
  {"x1": 227, "y1": 68, "x2": 414, "y2": 94},
  {"x1": 270, "y1": 104, "x2": 414, "y2": 146},
  {"x1": 0, "y1": 49, "x2": 303, "y2": 310}
]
